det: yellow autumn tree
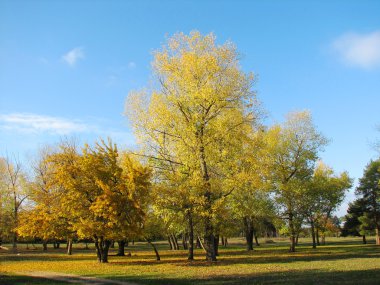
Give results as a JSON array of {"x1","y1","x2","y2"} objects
[
  {"x1": 266, "y1": 111, "x2": 328, "y2": 252},
  {"x1": 48, "y1": 139, "x2": 151, "y2": 263},
  {"x1": 17, "y1": 147, "x2": 75, "y2": 253},
  {"x1": 126, "y1": 31, "x2": 260, "y2": 261}
]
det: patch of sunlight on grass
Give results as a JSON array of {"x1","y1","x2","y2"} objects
[{"x1": 0, "y1": 237, "x2": 379, "y2": 284}]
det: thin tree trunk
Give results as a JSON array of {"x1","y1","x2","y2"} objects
[
  {"x1": 196, "y1": 236, "x2": 201, "y2": 249},
  {"x1": 172, "y1": 234, "x2": 179, "y2": 250},
  {"x1": 116, "y1": 240, "x2": 126, "y2": 256},
  {"x1": 375, "y1": 227, "x2": 380, "y2": 245},
  {"x1": 295, "y1": 233, "x2": 299, "y2": 246},
  {"x1": 167, "y1": 235, "x2": 173, "y2": 250},
  {"x1": 182, "y1": 233, "x2": 188, "y2": 250},
  {"x1": 12, "y1": 195, "x2": 18, "y2": 253},
  {"x1": 197, "y1": 236, "x2": 206, "y2": 252},
  {"x1": 188, "y1": 213, "x2": 194, "y2": 260},
  {"x1": 254, "y1": 228, "x2": 260, "y2": 246},
  {"x1": 321, "y1": 232, "x2": 326, "y2": 245},
  {"x1": 148, "y1": 241, "x2": 160, "y2": 261},
  {"x1": 311, "y1": 220, "x2": 316, "y2": 249},
  {"x1": 214, "y1": 234, "x2": 219, "y2": 256},
  {"x1": 42, "y1": 240, "x2": 48, "y2": 251},
  {"x1": 316, "y1": 228, "x2": 320, "y2": 246},
  {"x1": 362, "y1": 235, "x2": 367, "y2": 244},
  {"x1": 67, "y1": 238, "x2": 73, "y2": 255},
  {"x1": 244, "y1": 217, "x2": 254, "y2": 251},
  {"x1": 254, "y1": 235, "x2": 260, "y2": 246},
  {"x1": 289, "y1": 214, "x2": 296, "y2": 252}
]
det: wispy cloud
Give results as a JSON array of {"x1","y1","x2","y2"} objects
[
  {"x1": 0, "y1": 113, "x2": 91, "y2": 135},
  {"x1": 332, "y1": 31, "x2": 380, "y2": 69},
  {"x1": 62, "y1": 47, "x2": 85, "y2": 67},
  {"x1": 128, "y1": 61, "x2": 136, "y2": 69}
]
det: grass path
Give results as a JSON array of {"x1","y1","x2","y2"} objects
[{"x1": 13, "y1": 271, "x2": 139, "y2": 285}]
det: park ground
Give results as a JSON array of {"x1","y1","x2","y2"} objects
[{"x1": 0, "y1": 237, "x2": 379, "y2": 285}]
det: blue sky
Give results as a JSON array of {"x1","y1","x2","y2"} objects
[{"x1": 1, "y1": 0, "x2": 380, "y2": 216}]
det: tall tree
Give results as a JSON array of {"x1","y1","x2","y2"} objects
[
  {"x1": 1, "y1": 156, "x2": 29, "y2": 252},
  {"x1": 305, "y1": 162, "x2": 352, "y2": 248},
  {"x1": 355, "y1": 159, "x2": 380, "y2": 245},
  {"x1": 17, "y1": 147, "x2": 74, "y2": 253},
  {"x1": 126, "y1": 31, "x2": 259, "y2": 261},
  {"x1": 267, "y1": 111, "x2": 327, "y2": 252},
  {"x1": 341, "y1": 198, "x2": 369, "y2": 243},
  {"x1": 230, "y1": 128, "x2": 274, "y2": 250}
]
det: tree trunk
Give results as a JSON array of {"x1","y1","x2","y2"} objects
[
  {"x1": 42, "y1": 240, "x2": 48, "y2": 251},
  {"x1": 295, "y1": 233, "x2": 299, "y2": 246},
  {"x1": 199, "y1": 138, "x2": 216, "y2": 262},
  {"x1": 289, "y1": 214, "x2": 296, "y2": 252},
  {"x1": 167, "y1": 235, "x2": 173, "y2": 250},
  {"x1": 204, "y1": 215, "x2": 216, "y2": 261},
  {"x1": 196, "y1": 236, "x2": 201, "y2": 249},
  {"x1": 67, "y1": 238, "x2": 73, "y2": 255},
  {"x1": 94, "y1": 237, "x2": 111, "y2": 263},
  {"x1": 311, "y1": 220, "x2": 317, "y2": 249},
  {"x1": 244, "y1": 217, "x2": 254, "y2": 251},
  {"x1": 12, "y1": 196, "x2": 18, "y2": 253},
  {"x1": 316, "y1": 228, "x2": 320, "y2": 246},
  {"x1": 188, "y1": 213, "x2": 194, "y2": 260},
  {"x1": 197, "y1": 236, "x2": 206, "y2": 252},
  {"x1": 148, "y1": 241, "x2": 160, "y2": 261},
  {"x1": 182, "y1": 233, "x2": 188, "y2": 250},
  {"x1": 362, "y1": 235, "x2": 367, "y2": 244},
  {"x1": 214, "y1": 234, "x2": 219, "y2": 256},
  {"x1": 375, "y1": 226, "x2": 380, "y2": 245},
  {"x1": 224, "y1": 237, "x2": 228, "y2": 247},
  {"x1": 254, "y1": 230, "x2": 260, "y2": 246},
  {"x1": 172, "y1": 234, "x2": 179, "y2": 250},
  {"x1": 321, "y1": 232, "x2": 326, "y2": 245},
  {"x1": 110, "y1": 241, "x2": 115, "y2": 248},
  {"x1": 116, "y1": 240, "x2": 126, "y2": 256},
  {"x1": 12, "y1": 230, "x2": 17, "y2": 252}
]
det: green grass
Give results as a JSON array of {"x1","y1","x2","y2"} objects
[{"x1": 1, "y1": 237, "x2": 379, "y2": 284}]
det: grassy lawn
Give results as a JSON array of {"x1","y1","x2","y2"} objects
[{"x1": 0, "y1": 237, "x2": 379, "y2": 284}]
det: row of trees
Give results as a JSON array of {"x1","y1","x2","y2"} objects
[
  {"x1": 1, "y1": 141, "x2": 151, "y2": 262},
  {"x1": 0, "y1": 31, "x2": 354, "y2": 262}
]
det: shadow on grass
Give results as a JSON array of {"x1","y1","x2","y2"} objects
[
  {"x1": 109, "y1": 244, "x2": 380, "y2": 267},
  {"x1": 108, "y1": 268, "x2": 380, "y2": 285},
  {"x1": 0, "y1": 274, "x2": 78, "y2": 285},
  {"x1": 0, "y1": 254, "x2": 93, "y2": 262}
]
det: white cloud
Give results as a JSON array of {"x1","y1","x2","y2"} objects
[
  {"x1": 0, "y1": 113, "x2": 91, "y2": 135},
  {"x1": 62, "y1": 47, "x2": 85, "y2": 67},
  {"x1": 332, "y1": 31, "x2": 380, "y2": 69}
]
